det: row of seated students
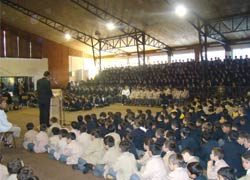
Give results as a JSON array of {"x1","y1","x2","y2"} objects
[
  {"x1": 65, "y1": 86, "x2": 189, "y2": 109},
  {"x1": 92, "y1": 56, "x2": 250, "y2": 89},
  {"x1": 21, "y1": 95, "x2": 250, "y2": 179},
  {"x1": 0, "y1": 154, "x2": 39, "y2": 180}
]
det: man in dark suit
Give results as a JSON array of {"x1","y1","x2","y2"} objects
[{"x1": 37, "y1": 71, "x2": 53, "y2": 126}]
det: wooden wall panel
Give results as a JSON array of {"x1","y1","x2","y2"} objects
[
  {"x1": 32, "y1": 40, "x2": 42, "y2": 58},
  {"x1": 5, "y1": 30, "x2": 18, "y2": 57},
  {"x1": 43, "y1": 40, "x2": 70, "y2": 88},
  {"x1": 19, "y1": 36, "x2": 30, "y2": 58}
]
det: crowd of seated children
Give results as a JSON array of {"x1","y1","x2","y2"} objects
[
  {"x1": 27, "y1": 124, "x2": 48, "y2": 153},
  {"x1": 93, "y1": 56, "x2": 250, "y2": 90},
  {"x1": 21, "y1": 94, "x2": 250, "y2": 180},
  {"x1": 0, "y1": 154, "x2": 39, "y2": 180}
]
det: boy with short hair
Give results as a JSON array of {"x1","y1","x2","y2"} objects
[
  {"x1": 28, "y1": 124, "x2": 48, "y2": 153},
  {"x1": 207, "y1": 147, "x2": 228, "y2": 180},
  {"x1": 23, "y1": 122, "x2": 38, "y2": 150},
  {"x1": 240, "y1": 151, "x2": 250, "y2": 180},
  {"x1": 107, "y1": 140, "x2": 138, "y2": 180}
]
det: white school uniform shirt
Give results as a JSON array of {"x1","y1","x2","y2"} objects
[
  {"x1": 23, "y1": 130, "x2": 38, "y2": 149},
  {"x1": 112, "y1": 152, "x2": 138, "y2": 180},
  {"x1": 167, "y1": 167, "x2": 189, "y2": 180},
  {"x1": 47, "y1": 123, "x2": 61, "y2": 137},
  {"x1": 48, "y1": 135, "x2": 60, "y2": 152},
  {"x1": 76, "y1": 132, "x2": 91, "y2": 150},
  {"x1": 33, "y1": 131, "x2": 49, "y2": 153},
  {"x1": 163, "y1": 151, "x2": 176, "y2": 174},
  {"x1": 207, "y1": 159, "x2": 229, "y2": 180},
  {"x1": 138, "y1": 155, "x2": 168, "y2": 180},
  {"x1": 6, "y1": 174, "x2": 17, "y2": 180},
  {"x1": 0, "y1": 164, "x2": 9, "y2": 180},
  {"x1": 99, "y1": 146, "x2": 121, "y2": 177},
  {"x1": 63, "y1": 140, "x2": 83, "y2": 165},
  {"x1": 137, "y1": 150, "x2": 150, "y2": 166},
  {"x1": 54, "y1": 137, "x2": 68, "y2": 160},
  {"x1": 105, "y1": 132, "x2": 121, "y2": 148},
  {"x1": 81, "y1": 138, "x2": 105, "y2": 165}
]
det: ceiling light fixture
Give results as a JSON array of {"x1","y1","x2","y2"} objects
[
  {"x1": 106, "y1": 22, "x2": 116, "y2": 30},
  {"x1": 64, "y1": 33, "x2": 71, "y2": 40},
  {"x1": 175, "y1": 4, "x2": 187, "y2": 17}
]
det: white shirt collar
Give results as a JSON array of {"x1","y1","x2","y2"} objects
[{"x1": 247, "y1": 169, "x2": 250, "y2": 175}]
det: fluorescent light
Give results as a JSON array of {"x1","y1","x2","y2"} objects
[
  {"x1": 175, "y1": 4, "x2": 187, "y2": 17},
  {"x1": 64, "y1": 33, "x2": 71, "y2": 40},
  {"x1": 106, "y1": 22, "x2": 116, "y2": 30}
]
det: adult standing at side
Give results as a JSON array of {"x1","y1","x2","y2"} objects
[{"x1": 37, "y1": 71, "x2": 53, "y2": 126}]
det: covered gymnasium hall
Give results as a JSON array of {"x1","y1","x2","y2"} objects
[{"x1": 1, "y1": 0, "x2": 250, "y2": 180}]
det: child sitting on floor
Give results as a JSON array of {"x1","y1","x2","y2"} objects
[{"x1": 23, "y1": 122, "x2": 38, "y2": 150}]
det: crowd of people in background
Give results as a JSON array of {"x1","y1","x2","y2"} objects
[{"x1": 18, "y1": 94, "x2": 250, "y2": 180}]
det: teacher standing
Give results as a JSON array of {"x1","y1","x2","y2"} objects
[{"x1": 37, "y1": 71, "x2": 53, "y2": 126}]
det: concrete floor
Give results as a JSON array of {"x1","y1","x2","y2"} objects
[{"x1": 1, "y1": 104, "x2": 161, "y2": 180}]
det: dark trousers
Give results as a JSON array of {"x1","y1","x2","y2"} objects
[{"x1": 39, "y1": 101, "x2": 50, "y2": 126}]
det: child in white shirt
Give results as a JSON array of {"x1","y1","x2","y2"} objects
[
  {"x1": 47, "y1": 117, "x2": 61, "y2": 137},
  {"x1": 76, "y1": 124, "x2": 91, "y2": 151},
  {"x1": 47, "y1": 127, "x2": 60, "y2": 159},
  {"x1": 167, "y1": 153, "x2": 189, "y2": 180},
  {"x1": 106, "y1": 140, "x2": 138, "y2": 180},
  {"x1": 59, "y1": 132, "x2": 83, "y2": 165},
  {"x1": 23, "y1": 123, "x2": 38, "y2": 150},
  {"x1": 53, "y1": 129, "x2": 69, "y2": 160},
  {"x1": 75, "y1": 130, "x2": 105, "y2": 173},
  {"x1": 240, "y1": 151, "x2": 250, "y2": 180},
  {"x1": 92, "y1": 136, "x2": 121, "y2": 177},
  {"x1": 28, "y1": 124, "x2": 48, "y2": 153},
  {"x1": 207, "y1": 147, "x2": 228, "y2": 180},
  {"x1": 0, "y1": 154, "x2": 8, "y2": 180}
]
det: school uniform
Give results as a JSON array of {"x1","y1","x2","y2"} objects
[
  {"x1": 167, "y1": 167, "x2": 189, "y2": 180},
  {"x1": 23, "y1": 129, "x2": 38, "y2": 150},
  {"x1": 63, "y1": 140, "x2": 83, "y2": 165},
  {"x1": 200, "y1": 140, "x2": 219, "y2": 164},
  {"x1": 239, "y1": 169, "x2": 250, "y2": 180},
  {"x1": 94, "y1": 146, "x2": 121, "y2": 177},
  {"x1": 33, "y1": 131, "x2": 49, "y2": 153},
  {"x1": 163, "y1": 151, "x2": 176, "y2": 174},
  {"x1": 54, "y1": 137, "x2": 68, "y2": 160},
  {"x1": 76, "y1": 132, "x2": 92, "y2": 151},
  {"x1": 178, "y1": 136, "x2": 200, "y2": 155},
  {"x1": 207, "y1": 159, "x2": 228, "y2": 180},
  {"x1": 111, "y1": 152, "x2": 138, "y2": 180},
  {"x1": 222, "y1": 140, "x2": 246, "y2": 177},
  {"x1": 131, "y1": 127, "x2": 146, "y2": 152},
  {"x1": 0, "y1": 163, "x2": 8, "y2": 180},
  {"x1": 79, "y1": 138, "x2": 105, "y2": 166},
  {"x1": 137, "y1": 150, "x2": 150, "y2": 167},
  {"x1": 6, "y1": 174, "x2": 17, "y2": 180},
  {"x1": 137, "y1": 155, "x2": 168, "y2": 180},
  {"x1": 47, "y1": 135, "x2": 60, "y2": 153}
]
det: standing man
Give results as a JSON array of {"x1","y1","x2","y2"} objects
[{"x1": 37, "y1": 71, "x2": 53, "y2": 126}]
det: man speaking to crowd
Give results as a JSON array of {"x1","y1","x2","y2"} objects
[{"x1": 37, "y1": 71, "x2": 53, "y2": 126}]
